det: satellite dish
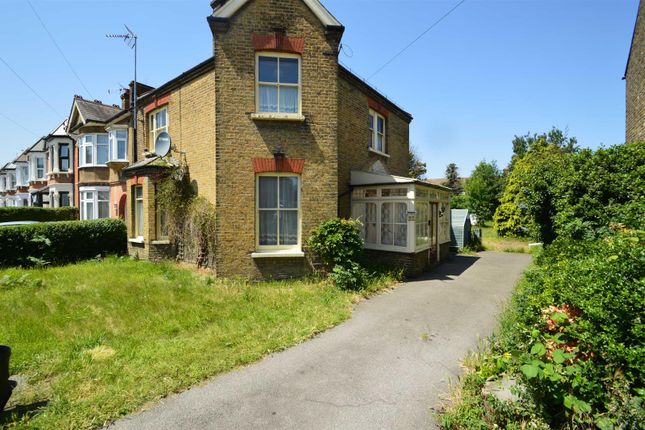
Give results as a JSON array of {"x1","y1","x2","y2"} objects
[{"x1": 154, "y1": 132, "x2": 172, "y2": 157}]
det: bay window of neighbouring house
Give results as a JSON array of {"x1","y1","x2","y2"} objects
[
  {"x1": 80, "y1": 134, "x2": 109, "y2": 167},
  {"x1": 133, "y1": 186, "x2": 144, "y2": 239},
  {"x1": 368, "y1": 109, "x2": 386, "y2": 154},
  {"x1": 80, "y1": 188, "x2": 109, "y2": 220},
  {"x1": 109, "y1": 129, "x2": 128, "y2": 161},
  {"x1": 256, "y1": 174, "x2": 300, "y2": 249},
  {"x1": 149, "y1": 108, "x2": 167, "y2": 150},
  {"x1": 59, "y1": 144, "x2": 70, "y2": 171},
  {"x1": 256, "y1": 54, "x2": 301, "y2": 114}
]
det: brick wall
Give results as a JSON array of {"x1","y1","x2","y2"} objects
[
  {"x1": 337, "y1": 76, "x2": 411, "y2": 218},
  {"x1": 627, "y1": 1, "x2": 645, "y2": 143},
  {"x1": 213, "y1": 0, "x2": 341, "y2": 278}
]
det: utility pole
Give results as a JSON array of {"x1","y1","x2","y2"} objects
[{"x1": 107, "y1": 26, "x2": 138, "y2": 161}]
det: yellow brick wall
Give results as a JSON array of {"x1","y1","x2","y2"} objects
[
  {"x1": 627, "y1": 1, "x2": 645, "y2": 143},
  {"x1": 213, "y1": 0, "x2": 341, "y2": 278}
]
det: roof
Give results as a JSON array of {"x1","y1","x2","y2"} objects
[
  {"x1": 122, "y1": 155, "x2": 175, "y2": 176},
  {"x1": 210, "y1": 0, "x2": 342, "y2": 28},
  {"x1": 45, "y1": 119, "x2": 71, "y2": 141},
  {"x1": 339, "y1": 65, "x2": 413, "y2": 123},
  {"x1": 350, "y1": 170, "x2": 452, "y2": 192},
  {"x1": 28, "y1": 138, "x2": 47, "y2": 153},
  {"x1": 138, "y1": 57, "x2": 214, "y2": 105},
  {"x1": 451, "y1": 209, "x2": 470, "y2": 226},
  {"x1": 425, "y1": 177, "x2": 468, "y2": 187},
  {"x1": 624, "y1": 0, "x2": 643, "y2": 79},
  {"x1": 68, "y1": 96, "x2": 121, "y2": 132}
]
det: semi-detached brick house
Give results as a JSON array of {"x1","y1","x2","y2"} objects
[{"x1": 112, "y1": 0, "x2": 452, "y2": 278}]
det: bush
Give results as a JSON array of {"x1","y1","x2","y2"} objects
[
  {"x1": 307, "y1": 219, "x2": 364, "y2": 268},
  {"x1": 0, "y1": 219, "x2": 127, "y2": 267},
  {"x1": 0, "y1": 207, "x2": 78, "y2": 223},
  {"x1": 329, "y1": 261, "x2": 368, "y2": 291}
]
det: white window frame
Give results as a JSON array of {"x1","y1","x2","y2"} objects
[
  {"x1": 148, "y1": 107, "x2": 168, "y2": 151},
  {"x1": 255, "y1": 173, "x2": 302, "y2": 252},
  {"x1": 133, "y1": 185, "x2": 144, "y2": 239},
  {"x1": 108, "y1": 128, "x2": 128, "y2": 162},
  {"x1": 79, "y1": 134, "x2": 109, "y2": 167},
  {"x1": 368, "y1": 109, "x2": 387, "y2": 155},
  {"x1": 80, "y1": 187, "x2": 110, "y2": 220},
  {"x1": 255, "y1": 52, "x2": 302, "y2": 116},
  {"x1": 16, "y1": 165, "x2": 29, "y2": 187}
]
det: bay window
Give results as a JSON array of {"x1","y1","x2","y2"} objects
[
  {"x1": 257, "y1": 174, "x2": 300, "y2": 249},
  {"x1": 257, "y1": 54, "x2": 301, "y2": 114},
  {"x1": 109, "y1": 129, "x2": 128, "y2": 161},
  {"x1": 59, "y1": 144, "x2": 70, "y2": 171},
  {"x1": 80, "y1": 187, "x2": 110, "y2": 220},
  {"x1": 368, "y1": 109, "x2": 386, "y2": 154},
  {"x1": 149, "y1": 108, "x2": 167, "y2": 150},
  {"x1": 80, "y1": 134, "x2": 109, "y2": 167}
]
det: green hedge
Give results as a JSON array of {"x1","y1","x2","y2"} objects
[
  {"x1": 0, "y1": 219, "x2": 127, "y2": 267},
  {"x1": 0, "y1": 207, "x2": 78, "y2": 223}
]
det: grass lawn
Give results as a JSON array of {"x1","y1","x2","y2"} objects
[
  {"x1": 478, "y1": 225, "x2": 530, "y2": 253},
  {"x1": 0, "y1": 257, "x2": 396, "y2": 429}
]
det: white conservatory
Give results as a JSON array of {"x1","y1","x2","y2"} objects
[{"x1": 350, "y1": 171, "x2": 452, "y2": 275}]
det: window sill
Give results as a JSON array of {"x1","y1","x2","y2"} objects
[
  {"x1": 79, "y1": 165, "x2": 108, "y2": 169},
  {"x1": 251, "y1": 113, "x2": 305, "y2": 122},
  {"x1": 128, "y1": 238, "x2": 145, "y2": 244},
  {"x1": 251, "y1": 249, "x2": 305, "y2": 259},
  {"x1": 368, "y1": 148, "x2": 390, "y2": 158},
  {"x1": 151, "y1": 239, "x2": 170, "y2": 245}
]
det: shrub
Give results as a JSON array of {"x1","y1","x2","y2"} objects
[
  {"x1": 307, "y1": 219, "x2": 364, "y2": 269},
  {"x1": 329, "y1": 261, "x2": 369, "y2": 291},
  {"x1": 0, "y1": 207, "x2": 78, "y2": 223},
  {"x1": 0, "y1": 219, "x2": 127, "y2": 267}
]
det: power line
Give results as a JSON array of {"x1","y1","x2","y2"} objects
[
  {"x1": 0, "y1": 55, "x2": 64, "y2": 119},
  {"x1": 27, "y1": 0, "x2": 94, "y2": 99},
  {"x1": 0, "y1": 112, "x2": 38, "y2": 137},
  {"x1": 368, "y1": 0, "x2": 468, "y2": 80}
]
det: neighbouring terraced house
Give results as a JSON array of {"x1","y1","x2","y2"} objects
[{"x1": 0, "y1": 0, "x2": 452, "y2": 278}]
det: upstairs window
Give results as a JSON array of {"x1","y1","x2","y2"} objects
[
  {"x1": 59, "y1": 144, "x2": 70, "y2": 171},
  {"x1": 109, "y1": 129, "x2": 128, "y2": 161},
  {"x1": 80, "y1": 134, "x2": 109, "y2": 167},
  {"x1": 149, "y1": 108, "x2": 168, "y2": 150},
  {"x1": 368, "y1": 109, "x2": 386, "y2": 154},
  {"x1": 257, "y1": 54, "x2": 300, "y2": 114},
  {"x1": 36, "y1": 157, "x2": 45, "y2": 179}
]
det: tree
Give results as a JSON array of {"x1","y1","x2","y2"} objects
[
  {"x1": 464, "y1": 160, "x2": 504, "y2": 224},
  {"x1": 509, "y1": 127, "x2": 578, "y2": 171},
  {"x1": 442, "y1": 163, "x2": 462, "y2": 194},
  {"x1": 494, "y1": 145, "x2": 574, "y2": 242},
  {"x1": 408, "y1": 146, "x2": 427, "y2": 179}
]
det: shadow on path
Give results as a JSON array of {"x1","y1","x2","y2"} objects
[{"x1": 410, "y1": 254, "x2": 480, "y2": 282}]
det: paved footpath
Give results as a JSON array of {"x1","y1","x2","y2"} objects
[{"x1": 109, "y1": 251, "x2": 531, "y2": 430}]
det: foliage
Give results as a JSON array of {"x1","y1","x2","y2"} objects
[
  {"x1": 442, "y1": 230, "x2": 645, "y2": 429},
  {"x1": 307, "y1": 219, "x2": 364, "y2": 269},
  {"x1": 509, "y1": 127, "x2": 578, "y2": 172},
  {"x1": 0, "y1": 257, "x2": 398, "y2": 429},
  {"x1": 464, "y1": 160, "x2": 504, "y2": 224},
  {"x1": 408, "y1": 146, "x2": 427, "y2": 179},
  {"x1": 156, "y1": 163, "x2": 217, "y2": 268},
  {"x1": 0, "y1": 207, "x2": 78, "y2": 223},
  {"x1": 443, "y1": 163, "x2": 463, "y2": 194},
  {"x1": 554, "y1": 143, "x2": 645, "y2": 240},
  {"x1": 0, "y1": 219, "x2": 126, "y2": 267},
  {"x1": 329, "y1": 261, "x2": 369, "y2": 291},
  {"x1": 450, "y1": 193, "x2": 468, "y2": 209},
  {"x1": 494, "y1": 145, "x2": 574, "y2": 242}
]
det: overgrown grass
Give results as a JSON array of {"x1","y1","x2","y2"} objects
[
  {"x1": 0, "y1": 257, "x2": 397, "y2": 429},
  {"x1": 479, "y1": 226, "x2": 530, "y2": 253}
]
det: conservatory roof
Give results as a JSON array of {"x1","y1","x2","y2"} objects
[{"x1": 350, "y1": 171, "x2": 451, "y2": 191}]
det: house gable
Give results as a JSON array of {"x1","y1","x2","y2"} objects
[{"x1": 210, "y1": 0, "x2": 343, "y2": 30}]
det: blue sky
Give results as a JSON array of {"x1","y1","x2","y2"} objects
[{"x1": 0, "y1": 0, "x2": 638, "y2": 178}]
